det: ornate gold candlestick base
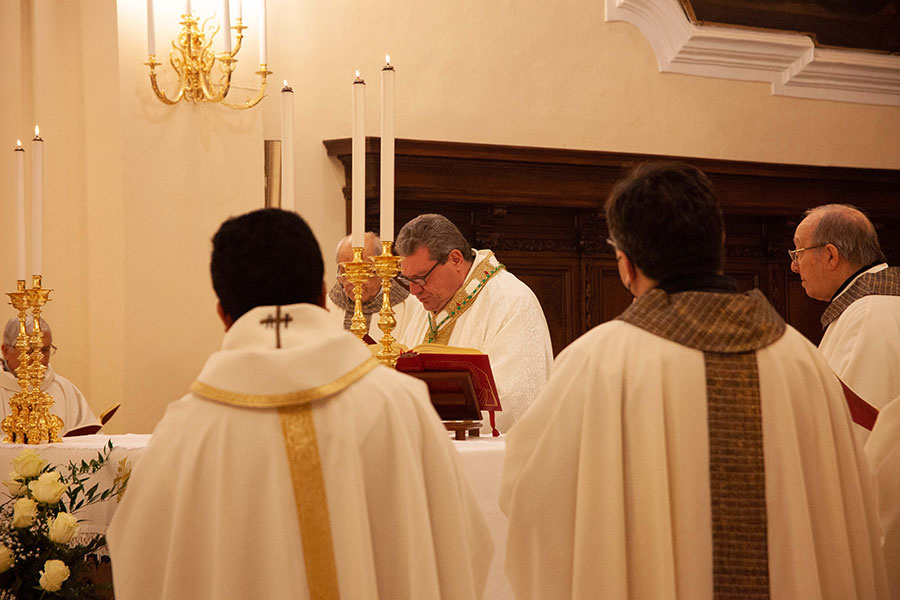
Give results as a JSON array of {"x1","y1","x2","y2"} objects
[
  {"x1": 2, "y1": 275, "x2": 60, "y2": 444},
  {"x1": 373, "y1": 241, "x2": 403, "y2": 367},
  {"x1": 342, "y1": 247, "x2": 374, "y2": 341}
]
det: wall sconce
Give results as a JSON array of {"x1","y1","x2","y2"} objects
[{"x1": 144, "y1": 1, "x2": 269, "y2": 109}]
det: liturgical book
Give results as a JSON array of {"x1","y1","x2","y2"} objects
[{"x1": 395, "y1": 344, "x2": 501, "y2": 436}]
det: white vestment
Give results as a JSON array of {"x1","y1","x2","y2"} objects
[
  {"x1": 107, "y1": 303, "x2": 492, "y2": 600},
  {"x1": 866, "y1": 395, "x2": 900, "y2": 600},
  {"x1": 501, "y1": 290, "x2": 888, "y2": 600},
  {"x1": 325, "y1": 289, "x2": 419, "y2": 344},
  {"x1": 0, "y1": 365, "x2": 97, "y2": 435},
  {"x1": 399, "y1": 250, "x2": 553, "y2": 432},
  {"x1": 819, "y1": 263, "x2": 900, "y2": 412}
]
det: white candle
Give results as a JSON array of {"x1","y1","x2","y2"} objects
[
  {"x1": 258, "y1": 0, "x2": 267, "y2": 65},
  {"x1": 185, "y1": 0, "x2": 191, "y2": 16},
  {"x1": 14, "y1": 141, "x2": 25, "y2": 281},
  {"x1": 380, "y1": 56, "x2": 395, "y2": 242},
  {"x1": 352, "y1": 72, "x2": 366, "y2": 249},
  {"x1": 146, "y1": 0, "x2": 156, "y2": 56},
  {"x1": 281, "y1": 81, "x2": 295, "y2": 211},
  {"x1": 31, "y1": 126, "x2": 43, "y2": 276},
  {"x1": 222, "y1": 0, "x2": 232, "y2": 54},
  {"x1": 236, "y1": 0, "x2": 241, "y2": 20}
]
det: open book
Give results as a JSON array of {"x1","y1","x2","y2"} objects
[
  {"x1": 395, "y1": 344, "x2": 501, "y2": 436},
  {"x1": 63, "y1": 403, "x2": 121, "y2": 437}
]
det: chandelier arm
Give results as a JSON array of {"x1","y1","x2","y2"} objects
[
  {"x1": 199, "y1": 54, "x2": 233, "y2": 103},
  {"x1": 220, "y1": 67, "x2": 270, "y2": 110},
  {"x1": 145, "y1": 56, "x2": 184, "y2": 105}
]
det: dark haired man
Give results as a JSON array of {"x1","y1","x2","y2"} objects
[
  {"x1": 501, "y1": 163, "x2": 888, "y2": 599},
  {"x1": 395, "y1": 213, "x2": 553, "y2": 432},
  {"x1": 108, "y1": 209, "x2": 491, "y2": 600}
]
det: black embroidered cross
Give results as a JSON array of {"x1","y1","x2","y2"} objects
[{"x1": 259, "y1": 306, "x2": 293, "y2": 348}]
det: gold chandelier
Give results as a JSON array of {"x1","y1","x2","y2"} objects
[{"x1": 145, "y1": 13, "x2": 269, "y2": 109}]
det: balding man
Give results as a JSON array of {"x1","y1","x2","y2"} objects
[
  {"x1": 790, "y1": 204, "x2": 900, "y2": 416},
  {"x1": 0, "y1": 316, "x2": 98, "y2": 435},
  {"x1": 325, "y1": 232, "x2": 418, "y2": 344}
]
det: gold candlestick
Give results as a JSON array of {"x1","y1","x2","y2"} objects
[
  {"x1": 373, "y1": 241, "x2": 403, "y2": 367},
  {"x1": 342, "y1": 247, "x2": 374, "y2": 341},
  {"x1": 25, "y1": 276, "x2": 61, "y2": 443},
  {"x1": 2, "y1": 280, "x2": 30, "y2": 443}
]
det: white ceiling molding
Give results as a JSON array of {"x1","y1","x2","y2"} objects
[{"x1": 605, "y1": 0, "x2": 900, "y2": 106}]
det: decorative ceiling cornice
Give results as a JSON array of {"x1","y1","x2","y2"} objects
[{"x1": 605, "y1": 0, "x2": 900, "y2": 106}]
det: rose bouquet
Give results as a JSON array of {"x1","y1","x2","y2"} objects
[{"x1": 0, "y1": 441, "x2": 129, "y2": 599}]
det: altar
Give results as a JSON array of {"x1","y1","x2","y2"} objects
[{"x1": 0, "y1": 433, "x2": 512, "y2": 599}]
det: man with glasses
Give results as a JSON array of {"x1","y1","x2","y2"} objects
[
  {"x1": 395, "y1": 213, "x2": 553, "y2": 433},
  {"x1": 502, "y1": 163, "x2": 888, "y2": 600},
  {"x1": 0, "y1": 316, "x2": 98, "y2": 436},
  {"x1": 790, "y1": 204, "x2": 900, "y2": 416},
  {"x1": 325, "y1": 232, "x2": 417, "y2": 343}
]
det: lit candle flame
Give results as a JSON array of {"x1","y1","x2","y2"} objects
[
  {"x1": 386, "y1": 54, "x2": 390, "y2": 65},
  {"x1": 34, "y1": 125, "x2": 39, "y2": 137},
  {"x1": 356, "y1": 70, "x2": 360, "y2": 78},
  {"x1": 16, "y1": 139, "x2": 22, "y2": 148},
  {"x1": 284, "y1": 80, "x2": 288, "y2": 87}
]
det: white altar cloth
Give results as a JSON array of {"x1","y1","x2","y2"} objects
[{"x1": 0, "y1": 432, "x2": 511, "y2": 598}]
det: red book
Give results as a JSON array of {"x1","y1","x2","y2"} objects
[
  {"x1": 838, "y1": 378, "x2": 878, "y2": 431},
  {"x1": 396, "y1": 344, "x2": 502, "y2": 436}
]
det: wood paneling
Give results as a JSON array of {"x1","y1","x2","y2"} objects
[{"x1": 325, "y1": 138, "x2": 900, "y2": 354}]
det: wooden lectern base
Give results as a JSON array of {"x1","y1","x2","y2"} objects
[{"x1": 444, "y1": 420, "x2": 482, "y2": 441}]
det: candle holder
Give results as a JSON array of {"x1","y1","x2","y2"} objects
[
  {"x1": 342, "y1": 247, "x2": 374, "y2": 341},
  {"x1": 145, "y1": 15, "x2": 269, "y2": 109},
  {"x1": 1, "y1": 276, "x2": 60, "y2": 444},
  {"x1": 373, "y1": 241, "x2": 403, "y2": 367}
]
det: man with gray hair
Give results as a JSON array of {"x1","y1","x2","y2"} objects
[
  {"x1": 395, "y1": 214, "x2": 553, "y2": 432},
  {"x1": 0, "y1": 316, "x2": 98, "y2": 435},
  {"x1": 790, "y1": 204, "x2": 900, "y2": 415},
  {"x1": 325, "y1": 232, "x2": 418, "y2": 343}
]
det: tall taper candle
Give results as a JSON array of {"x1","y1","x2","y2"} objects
[
  {"x1": 281, "y1": 81, "x2": 295, "y2": 211},
  {"x1": 259, "y1": 0, "x2": 267, "y2": 64},
  {"x1": 380, "y1": 56, "x2": 395, "y2": 241},
  {"x1": 14, "y1": 141, "x2": 25, "y2": 281},
  {"x1": 146, "y1": 0, "x2": 156, "y2": 55},
  {"x1": 221, "y1": 0, "x2": 232, "y2": 53},
  {"x1": 185, "y1": 0, "x2": 191, "y2": 15},
  {"x1": 352, "y1": 72, "x2": 366, "y2": 248},
  {"x1": 31, "y1": 127, "x2": 43, "y2": 276}
]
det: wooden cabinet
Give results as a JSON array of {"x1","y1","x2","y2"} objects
[{"x1": 325, "y1": 138, "x2": 900, "y2": 354}]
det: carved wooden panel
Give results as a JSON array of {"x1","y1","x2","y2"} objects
[{"x1": 325, "y1": 138, "x2": 900, "y2": 355}]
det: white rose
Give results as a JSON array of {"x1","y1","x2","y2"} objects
[
  {"x1": 39, "y1": 559, "x2": 70, "y2": 592},
  {"x1": 28, "y1": 471, "x2": 67, "y2": 505},
  {"x1": 0, "y1": 545, "x2": 14, "y2": 574},
  {"x1": 12, "y1": 497, "x2": 38, "y2": 528},
  {"x1": 3, "y1": 472, "x2": 26, "y2": 497},
  {"x1": 11, "y1": 449, "x2": 47, "y2": 478},
  {"x1": 48, "y1": 512, "x2": 80, "y2": 544}
]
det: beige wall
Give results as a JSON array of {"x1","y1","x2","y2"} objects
[{"x1": 1, "y1": 0, "x2": 898, "y2": 433}]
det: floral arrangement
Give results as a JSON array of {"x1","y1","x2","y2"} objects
[{"x1": 0, "y1": 441, "x2": 129, "y2": 599}]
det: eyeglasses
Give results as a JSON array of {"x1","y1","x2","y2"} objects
[
  {"x1": 397, "y1": 256, "x2": 445, "y2": 287},
  {"x1": 788, "y1": 244, "x2": 827, "y2": 262}
]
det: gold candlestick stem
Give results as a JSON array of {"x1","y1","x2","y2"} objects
[
  {"x1": 342, "y1": 247, "x2": 374, "y2": 341},
  {"x1": 2, "y1": 280, "x2": 29, "y2": 443},
  {"x1": 373, "y1": 241, "x2": 403, "y2": 367}
]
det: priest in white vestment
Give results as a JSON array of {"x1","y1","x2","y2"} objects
[
  {"x1": 501, "y1": 163, "x2": 888, "y2": 600},
  {"x1": 791, "y1": 204, "x2": 900, "y2": 419},
  {"x1": 0, "y1": 316, "x2": 98, "y2": 436},
  {"x1": 395, "y1": 214, "x2": 553, "y2": 433},
  {"x1": 325, "y1": 232, "x2": 418, "y2": 343},
  {"x1": 107, "y1": 209, "x2": 492, "y2": 600},
  {"x1": 866, "y1": 395, "x2": 900, "y2": 600}
]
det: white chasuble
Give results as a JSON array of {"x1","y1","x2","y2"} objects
[
  {"x1": 108, "y1": 303, "x2": 492, "y2": 600},
  {"x1": 819, "y1": 264, "x2": 900, "y2": 414},
  {"x1": 866, "y1": 395, "x2": 900, "y2": 600},
  {"x1": 501, "y1": 289, "x2": 888, "y2": 600},
  {"x1": 399, "y1": 250, "x2": 554, "y2": 433}
]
